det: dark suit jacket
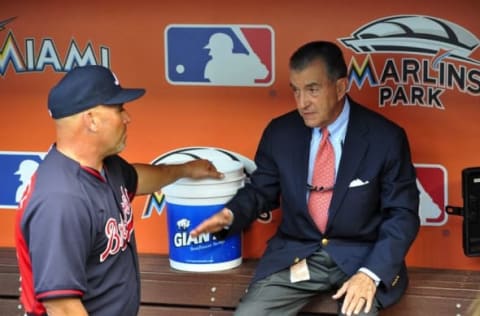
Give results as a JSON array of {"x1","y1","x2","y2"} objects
[{"x1": 223, "y1": 98, "x2": 420, "y2": 308}]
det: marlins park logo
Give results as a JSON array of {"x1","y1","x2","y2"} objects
[
  {"x1": 0, "y1": 16, "x2": 110, "y2": 75},
  {"x1": 339, "y1": 15, "x2": 480, "y2": 109}
]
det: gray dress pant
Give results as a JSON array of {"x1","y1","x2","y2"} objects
[{"x1": 234, "y1": 249, "x2": 380, "y2": 316}]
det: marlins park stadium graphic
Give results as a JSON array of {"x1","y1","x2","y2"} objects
[{"x1": 339, "y1": 15, "x2": 480, "y2": 108}]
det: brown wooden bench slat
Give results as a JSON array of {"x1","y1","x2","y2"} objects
[
  {"x1": 0, "y1": 248, "x2": 18, "y2": 266},
  {"x1": 0, "y1": 298, "x2": 22, "y2": 316},
  {"x1": 0, "y1": 272, "x2": 21, "y2": 297},
  {"x1": 1, "y1": 247, "x2": 480, "y2": 315},
  {"x1": 139, "y1": 305, "x2": 234, "y2": 316},
  {"x1": 389, "y1": 294, "x2": 472, "y2": 315}
]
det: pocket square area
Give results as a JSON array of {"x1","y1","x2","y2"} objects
[{"x1": 349, "y1": 178, "x2": 369, "y2": 187}]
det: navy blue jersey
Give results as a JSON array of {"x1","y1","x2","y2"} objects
[{"x1": 15, "y1": 145, "x2": 140, "y2": 316}]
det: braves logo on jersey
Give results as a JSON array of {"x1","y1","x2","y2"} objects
[
  {"x1": 100, "y1": 185, "x2": 134, "y2": 262},
  {"x1": 165, "y1": 24, "x2": 275, "y2": 86}
]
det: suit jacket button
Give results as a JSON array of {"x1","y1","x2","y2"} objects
[
  {"x1": 321, "y1": 238, "x2": 329, "y2": 246},
  {"x1": 294, "y1": 257, "x2": 300, "y2": 263}
]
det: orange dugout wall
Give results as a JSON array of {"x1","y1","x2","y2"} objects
[{"x1": 1, "y1": 0, "x2": 479, "y2": 271}]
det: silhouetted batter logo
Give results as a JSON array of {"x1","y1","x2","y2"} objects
[
  {"x1": 415, "y1": 164, "x2": 448, "y2": 226},
  {"x1": 0, "y1": 151, "x2": 44, "y2": 209},
  {"x1": 165, "y1": 24, "x2": 275, "y2": 86}
]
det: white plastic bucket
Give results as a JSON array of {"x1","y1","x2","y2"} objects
[{"x1": 162, "y1": 159, "x2": 244, "y2": 272}]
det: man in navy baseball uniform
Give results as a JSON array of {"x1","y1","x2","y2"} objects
[{"x1": 15, "y1": 65, "x2": 223, "y2": 316}]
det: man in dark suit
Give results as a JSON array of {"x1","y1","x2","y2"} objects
[{"x1": 191, "y1": 41, "x2": 420, "y2": 316}]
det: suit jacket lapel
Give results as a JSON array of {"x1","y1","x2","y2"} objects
[
  {"x1": 328, "y1": 102, "x2": 369, "y2": 226},
  {"x1": 296, "y1": 126, "x2": 311, "y2": 210}
]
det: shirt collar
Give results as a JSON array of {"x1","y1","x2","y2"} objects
[{"x1": 312, "y1": 97, "x2": 350, "y2": 141}]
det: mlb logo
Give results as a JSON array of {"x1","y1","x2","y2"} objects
[
  {"x1": 165, "y1": 24, "x2": 275, "y2": 86},
  {"x1": 415, "y1": 164, "x2": 448, "y2": 226},
  {"x1": 0, "y1": 151, "x2": 45, "y2": 209}
]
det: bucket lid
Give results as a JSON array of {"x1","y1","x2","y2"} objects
[{"x1": 175, "y1": 159, "x2": 245, "y2": 185}]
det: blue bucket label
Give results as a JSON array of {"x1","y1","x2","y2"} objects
[{"x1": 166, "y1": 202, "x2": 241, "y2": 264}]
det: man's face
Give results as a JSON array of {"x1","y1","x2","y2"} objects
[
  {"x1": 289, "y1": 59, "x2": 347, "y2": 128},
  {"x1": 93, "y1": 104, "x2": 130, "y2": 156}
]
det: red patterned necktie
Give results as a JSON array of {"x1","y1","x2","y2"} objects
[{"x1": 308, "y1": 128, "x2": 335, "y2": 233}]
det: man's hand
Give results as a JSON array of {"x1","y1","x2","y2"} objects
[
  {"x1": 190, "y1": 208, "x2": 233, "y2": 237},
  {"x1": 332, "y1": 271, "x2": 377, "y2": 316},
  {"x1": 183, "y1": 159, "x2": 224, "y2": 180},
  {"x1": 133, "y1": 159, "x2": 223, "y2": 195}
]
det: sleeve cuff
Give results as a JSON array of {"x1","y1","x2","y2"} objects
[{"x1": 358, "y1": 267, "x2": 381, "y2": 287}]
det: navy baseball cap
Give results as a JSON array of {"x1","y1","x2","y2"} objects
[{"x1": 48, "y1": 65, "x2": 146, "y2": 119}]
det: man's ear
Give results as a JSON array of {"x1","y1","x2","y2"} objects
[
  {"x1": 83, "y1": 111, "x2": 98, "y2": 132},
  {"x1": 336, "y1": 77, "x2": 348, "y2": 101}
]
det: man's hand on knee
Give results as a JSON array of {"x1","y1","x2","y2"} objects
[{"x1": 332, "y1": 271, "x2": 377, "y2": 316}]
